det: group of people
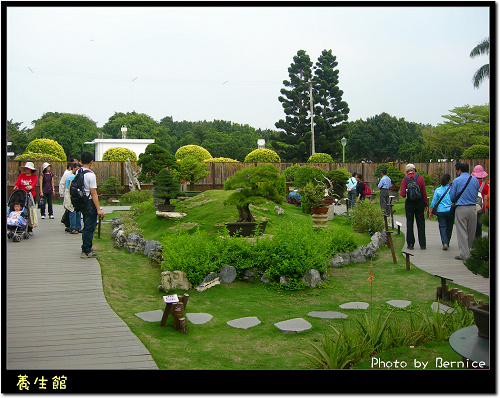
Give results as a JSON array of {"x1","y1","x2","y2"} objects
[
  {"x1": 12, "y1": 152, "x2": 104, "y2": 259},
  {"x1": 401, "y1": 162, "x2": 489, "y2": 261},
  {"x1": 346, "y1": 168, "x2": 393, "y2": 217}
]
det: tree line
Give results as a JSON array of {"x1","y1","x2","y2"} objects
[{"x1": 7, "y1": 48, "x2": 489, "y2": 163}]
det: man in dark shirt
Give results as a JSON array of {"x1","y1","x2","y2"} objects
[{"x1": 400, "y1": 163, "x2": 428, "y2": 250}]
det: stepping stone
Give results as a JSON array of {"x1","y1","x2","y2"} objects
[
  {"x1": 431, "y1": 302, "x2": 455, "y2": 314},
  {"x1": 274, "y1": 318, "x2": 312, "y2": 333},
  {"x1": 386, "y1": 300, "x2": 412, "y2": 309},
  {"x1": 339, "y1": 302, "x2": 370, "y2": 310},
  {"x1": 135, "y1": 310, "x2": 164, "y2": 322},
  {"x1": 307, "y1": 311, "x2": 348, "y2": 319},
  {"x1": 186, "y1": 313, "x2": 213, "y2": 324},
  {"x1": 227, "y1": 316, "x2": 261, "y2": 329}
]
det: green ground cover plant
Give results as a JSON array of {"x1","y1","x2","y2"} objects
[{"x1": 95, "y1": 190, "x2": 488, "y2": 369}]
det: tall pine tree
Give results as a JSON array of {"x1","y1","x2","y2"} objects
[{"x1": 272, "y1": 49, "x2": 349, "y2": 162}]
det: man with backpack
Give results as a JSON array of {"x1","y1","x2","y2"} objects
[
  {"x1": 399, "y1": 163, "x2": 428, "y2": 250},
  {"x1": 74, "y1": 152, "x2": 105, "y2": 259}
]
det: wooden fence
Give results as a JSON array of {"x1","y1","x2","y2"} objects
[{"x1": 7, "y1": 159, "x2": 490, "y2": 198}]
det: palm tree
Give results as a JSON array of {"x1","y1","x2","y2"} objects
[{"x1": 470, "y1": 37, "x2": 489, "y2": 89}]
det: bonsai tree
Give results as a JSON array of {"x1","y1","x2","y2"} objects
[
  {"x1": 175, "y1": 155, "x2": 209, "y2": 191},
  {"x1": 100, "y1": 176, "x2": 124, "y2": 195},
  {"x1": 224, "y1": 164, "x2": 284, "y2": 222},
  {"x1": 137, "y1": 143, "x2": 179, "y2": 183},
  {"x1": 152, "y1": 168, "x2": 180, "y2": 205},
  {"x1": 298, "y1": 182, "x2": 326, "y2": 214}
]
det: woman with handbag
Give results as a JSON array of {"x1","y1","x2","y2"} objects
[
  {"x1": 429, "y1": 174, "x2": 454, "y2": 250},
  {"x1": 39, "y1": 162, "x2": 55, "y2": 219}
]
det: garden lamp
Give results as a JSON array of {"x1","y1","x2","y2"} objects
[{"x1": 341, "y1": 136, "x2": 347, "y2": 162}]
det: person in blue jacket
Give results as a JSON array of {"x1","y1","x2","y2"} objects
[{"x1": 429, "y1": 174, "x2": 454, "y2": 250}]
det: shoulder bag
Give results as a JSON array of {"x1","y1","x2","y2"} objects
[{"x1": 431, "y1": 185, "x2": 451, "y2": 216}]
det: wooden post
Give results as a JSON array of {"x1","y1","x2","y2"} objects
[
  {"x1": 97, "y1": 217, "x2": 101, "y2": 239},
  {"x1": 401, "y1": 251, "x2": 414, "y2": 271},
  {"x1": 386, "y1": 231, "x2": 397, "y2": 264},
  {"x1": 434, "y1": 275, "x2": 453, "y2": 301},
  {"x1": 211, "y1": 162, "x2": 216, "y2": 190}
]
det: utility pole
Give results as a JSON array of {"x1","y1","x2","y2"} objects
[{"x1": 309, "y1": 77, "x2": 315, "y2": 155}]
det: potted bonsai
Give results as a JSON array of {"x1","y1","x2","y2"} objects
[
  {"x1": 100, "y1": 176, "x2": 124, "y2": 204},
  {"x1": 298, "y1": 182, "x2": 326, "y2": 215},
  {"x1": 223, "y1": 164, "x2": 284, "y2": 237},
  {"x1": 153, "y1": 168, "x2": 181, "y2": 211}
]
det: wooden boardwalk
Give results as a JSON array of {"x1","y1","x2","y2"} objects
[
  {"x1": 6, "y1": 204, "x2": 158, "y2": 370},
  {"x1": 392, "y1": 214, "x2": 489, "y2": 296}
]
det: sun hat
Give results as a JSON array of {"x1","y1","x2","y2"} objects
[
  {"x1": 20, "y1": 161, "x2": 36, "y2": 171},
  {"x1": 405, "y1": 163, "x2": 416, "y2": 172},
  {"x1": 42, "y1": 162, "x2": 51, "y2": 171},
  {"x1": 471, "y1": 165, "x2": 488, "y2": 179}
]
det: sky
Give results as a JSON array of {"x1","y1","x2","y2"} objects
[{"x1": 6, "y1": 5, "x2": 490, "y2": 132}]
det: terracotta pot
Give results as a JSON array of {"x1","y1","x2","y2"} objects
[
  {"x1": 323, "y1": 197, "x2": 334, "y2": 206},
  {"x1": 158, "y1": 204, "x2": 176, "y2": 212},
  {"x1": 311, "y1": 206, "x2": 328, "y2": 214},
  {"x1": 469, "y1": 304, "x2": 489, "y2": 339},
  {"x1": 225, "y1": 221, "x2": 268, "y2": 237}
]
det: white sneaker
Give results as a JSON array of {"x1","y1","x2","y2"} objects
[
  {"x1": 41, "y1": 215, "x2": 45, "y2": 219},
  {"x1": 49, "y1": 215, "x2": 54, "y2": 219}
]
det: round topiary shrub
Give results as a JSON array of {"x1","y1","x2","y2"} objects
[
  {"x1": 102, "y1": 147, "x2": 137, "y2": 161},
  {"x1": 462, "y1": 144, "x2": 489, "y2": 159},
  {"x1": 15, "y1": 151, "x2": 64, "y2": 162},
  {"x1": 175, "y1": 145, "x2": 212, "y2": 162},
  {"x1": 204, "y1": 157, "x2": 239, "y2": 163},
  {"x1": 244, "y1": 148, "x2": 281, "y2": 163},
  {"x1": 24, "y1": 138, "x2": 66, "y2": 161},
  {"x1": 307, "y1": 152, "x2": 334, "y2": 163}
]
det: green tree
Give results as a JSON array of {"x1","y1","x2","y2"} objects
[
  {"x1": 174, "y1": 155, "x2": 210, "y2": 191},
  {"x1": 152, "y1": 168, "x2": 180, "y2": 205},
  {"x1": 137, "y1": 143, "x2": 179, "y2": 184},
  {"x1": 470, "y1": 37, "x2": 489, "y2": 89},
  {"x1": 7, "y1": 119, "x2": 30, "y2": 158},
  {"x1": 28, "y1": 113, "x2": 99, "y2": 159}
]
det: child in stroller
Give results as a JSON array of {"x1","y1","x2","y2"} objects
[{"x1": 7, "y1": 190, "x2": 31, "y2": 242}]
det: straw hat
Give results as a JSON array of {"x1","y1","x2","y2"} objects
[
  {"x1": 471, "y1": 165, "x2": 488, "y2": 179},
  {"x1": 42, "y1": 162, "x2": 51, "y2": 171},
  {"x1": 20, "y1": 161, "x2": 36, "y2": 171}
]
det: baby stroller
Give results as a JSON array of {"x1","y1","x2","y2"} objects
[{"x1": 7, "y1": 189, "x2": 31, "y2": 242}]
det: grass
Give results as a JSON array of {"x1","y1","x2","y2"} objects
[{"x1": 96, "y1": 190, "x2": 488, "y2": 369}]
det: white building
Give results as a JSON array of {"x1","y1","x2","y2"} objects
[{"x1": 84, "y1": 138, "x2": 155, "y2": 161}]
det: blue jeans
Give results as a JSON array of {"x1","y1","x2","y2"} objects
[
  {"x1": 69, "y1": 210, "x2": 82, "y2": 231},
  {"x1": 437, "y1": 210, "x2": 454, "y2": 246},
  {"x1": 81, "y1": 202, "x2": 97, "y2": 254}
]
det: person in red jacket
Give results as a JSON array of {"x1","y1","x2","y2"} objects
[
  {"x1": 13, "y1": 161, "x2": 38, "y2": 234},
  {"x1": 399, "y1": 163, "x2": 428, "y2": 250}
]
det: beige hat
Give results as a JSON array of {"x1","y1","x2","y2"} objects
[
  {"x1": 405, "y1": 163, "x2": 416, "y2": 172},
  {"x1": 20, "y1": 161, "x2": 36, "y2": 171},
  {"x1": 42, "y1": 162, "x2": 51, "y2": 171}
]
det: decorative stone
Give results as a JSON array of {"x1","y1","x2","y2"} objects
[
  {"x1": 241, "y1": 268, "x2": 257, "y2": 282},
  {"x1": 195, "y1": 274, "x2": 221, "y2": 292},
  {"x1": 156, "y1": 211, "x2": 187, "y2": 219},
  {"x1": 339, "y1": 302, "x2": 370, "y2": 310},
  {"x1": 274, "y1": 206, "x2": 284, "y2": 215},
  {"x1": 114, "y1": 229, "x2": 127, "y2": 248},
  {"x1": 260, "y1": 275, "x2": 272, "y2": 284},
  {"x1": 279, "y1": 276, "x2": 290, "y2": 285},
  {"x1": 431, "y1": 302, "x2": 455, "y2": 314},
  {"x1": 144, "y1": 240, "x2": 163, "y2": 257},
  {"x1": 227, "y1": 316, "x2": 261, "y2": 329},
  {"x1": 307, "y1": 311, "x2": 348, "y2": 319},
  {"x1": 274, "y1": 318, "x2": 312, "y2": 333},
  {"x1": 135, "y1": 238, "x2": 148, "y2": 254},
  {"x1": 218, "y1": 264, "x2": 237, "y2": 284},
  {"x1": 386, "y1": 300, "x2": 412, "y2": 309},
  {"x1": 186, "y1": 313, "x2": 213, "y2": 324},
  {"x1": 328, "y1": 254, "x2": 344, "y2": 268},
  {"x1": 125, "y1": 232, "x2": 140, "y2": 253},
  {"x1": 302, "y1": 269, "x2": 322, "y2": 288},
  {"x1": 160, "y1": 270, "x2": 192, "y2": 291},
  {"x1": 135, "y1": 310, "x2": 163, "y2": 322}
]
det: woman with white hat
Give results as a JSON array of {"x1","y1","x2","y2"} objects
[
  {"x1": 471, "y1": 164, "x2": 489, "y2": 238},
  {"x1": 39, "y1": 162, "x2": 55, "y2": 219},
  {"x1": 13, "y1": 161, "x2": 38, "y2": 235}
]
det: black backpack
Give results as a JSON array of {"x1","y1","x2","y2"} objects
[
  {"x1": 70, "y1": 169, "x2": 92, "y2": 211},
  {"x1": 404, "y1": 174, "x2": 422, "y2": 201}
]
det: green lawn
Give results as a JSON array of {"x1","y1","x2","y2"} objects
[{"x1": 96, "y1": 190, "x2": 488, "y2": 369}]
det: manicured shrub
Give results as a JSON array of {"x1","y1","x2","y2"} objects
[
  {"x1": 102, "y1": 147, "x2": 137, "y2": 161},
  {"x1": 24, "y1": 138, "x2": 66, "y2": 161},
  {"x1": 100, "y1": 176, "x2": 124, "y2": 194},
  {"x1": 349, "y1": 200, "x2": 385, "y2": 233},
  {"x1": 307, "y1": 153, "x2": 334, "y2": 163},
  {"x1": 204, "y1": 157, "x2": 239, "y2": 163},
  {"x1": 462, "y1": 144, "x2": 489, "y2": 159},
  {"x1": 174, "y1": 155, "x2": 210, "y2": 190},
  {"x1": 15, "y1": 151, "x2": 63, "y2": 162},
  {"x1": 465, "y1": 236, "x2": 489, "y2": 278},
  {"x1": 283, "y1": 164, "x2": 302, "y2": 182},
  {"x1": 244, "y1": 148, "x2": 281, "y2": 163},
  {"x1": 293, "y1": 165, "x2": 325, "y2": 189},
  {"x1": 175, "y1": 145, "x2": 212, "y2": 162},
  {"x1": 120, "y1": 189, "x2": 152, "y2": 204}
]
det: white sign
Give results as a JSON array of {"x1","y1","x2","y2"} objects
[{"x1": 396, "y1": 221, "x2": 403, "y2": 227}]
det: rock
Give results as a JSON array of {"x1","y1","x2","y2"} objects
[
  {"x1": 274, "y1": 206, "x2": 284, "y2": 215},
  {"x1": 307, "y1": 311, "x2": 348, "y2": 319},
  {"x1": 125, "y1": 232, "x2": 141, "y2": 253},
  {"x1": 302, "y1": 269, "x2": 322, "y2": 288},
  {"x1": 160, "y1": 270, "x2": 192, "y2": 291},
  {"x1": 201, "y1": 272, "x2": 219, "y2": 284},
  {"x1": 135, "y1": 310, "x2": 164, "y2": 322},
  {"x1": 112, "y1": 226, "x2": 124, "y2": 239},
  {"x1": 241, "y1": 268, "x2": 257, "y2": 282},
  {"x1": 111, "y1": 216, "x2": 123, "y2": 228},
  {"x1": 274, "y1": 318, "x2": 312, "y2": 333},
  {"x1": 227, "y1": 316, "x2": 261, "y2": 329},
  {"x1": 185, "y1": 313, "x2": 213, "y2": 324},
  {"x1": 327, "y1": 205, "x2": 335, "y2": 221},
  {"x1": 350, "y1": 247, "x2": 367, "y2": 264},
  {"x1": 260, "y1": 275, "x2": 272, "y2": 284},
  {"x1": 279, "y1": 276, "x2": 290, "y2": 285},
  {"x1": 386, "y1": 300, "x2": 412, "y2": 309},
  {"x1": 135, "y1": 238, "x2": 148, "y2": 254},
  {"x1": 156, "y1": 211, "x2": 187, "y2": 219},
  {"x1": 114, "y1": 229, "x2": 127, "y2": 248},
  {"x1": 328, "y1": 253, "x2": 344, "y2": 268},
  {"x1": 195, "y1": 277, "x2": 220, "y2": 292},
  {"x1": 144, "y1": 240, "x2": 162, "y2": 257},
  {"x1": 339, "y1": 301, "x2": 370, "y2": 310},
  {"x1": 218, "y1": 264, "x2": 236, "y2": 284}
]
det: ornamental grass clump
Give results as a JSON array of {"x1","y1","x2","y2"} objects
[{"x1": 349, "y1": 200, "x2": 385, "y2": 233}]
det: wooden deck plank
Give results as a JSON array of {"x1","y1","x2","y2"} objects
[{"x1": 6, "y1": 204, "x2": 158, "y2": 370}]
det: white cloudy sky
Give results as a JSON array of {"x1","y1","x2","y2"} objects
[{"x1": 7, "y1": 5, "x2": 490, "y2": 131}]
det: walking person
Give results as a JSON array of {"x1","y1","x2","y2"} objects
[
  {"x1": 471, "y1": 164, "x2": 489, "y2": 238},
  {"x1": 59, "y1": 162, "x2": 74, "y2": 231},
  {"x1": 66, "y1": 163, "x2": 82, "y2": 234},
  {"x1": 13, "y1": 161, "x2": 38, "y2": 235},
  {"x1": 399, "y1": 163, "x2": 428, "y2": 250},
  {"x1": 449, "y1": 162, "x2": 479, "y2": 260},
  {"x1": 39, "y1": 162, "x2": 55, "y2": 219},
  {"x1": 378, "y1": 168, "x2": 392, "y2": 216},
  {"x1": 78, "y1": 152, "x2": 104, "y2": 259},
  {"x1": 355, "y1": 173, "x2": 365, "y2": 204},
  {"x1": 429, "y1": 174, "x2": 454, "y2": 250},
  {"x1": 346, "y1": 172, "x2": 357, "y2": 209}
]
